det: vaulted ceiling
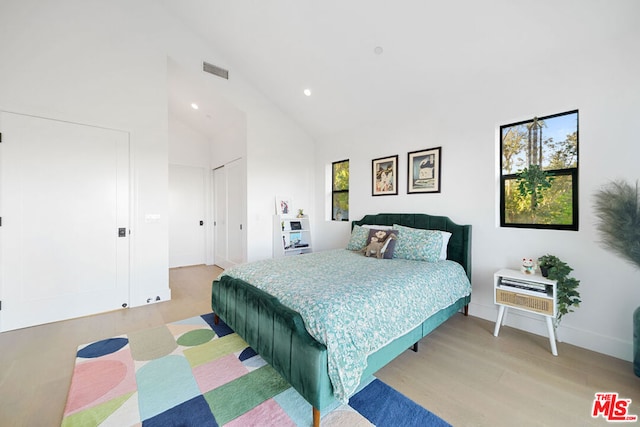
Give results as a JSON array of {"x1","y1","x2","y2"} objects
[{"x1": 163, "y1": 0, "x2": 638, "y2": 139}]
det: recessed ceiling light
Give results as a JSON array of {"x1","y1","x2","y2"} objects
[
  {"x1": 374, "y1": 46, "x2": 383, "y2": 55},
  {"x1": 191, "y1": 103, "x2": 199, "y2": 110},
  {"x1": 303, "y1": 89, "x2": 312, "y2": 97}
]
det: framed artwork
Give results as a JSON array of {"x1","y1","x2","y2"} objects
[
  {"x1": 372, "y1": 155, "x2": 398, "y2": 196},
  {"x1": 289, "y1": 232, "x2": 301, "y2": 246},
  {"x1": 275, "y1": 195, "x2": 292, "y2": 216},
  {"x1": 407, "y1": 147, "x2": 441, "y2": 194}
]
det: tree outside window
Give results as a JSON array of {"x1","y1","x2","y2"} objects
[
  {"x1": 332, "y1": 160, "x2": 349, "y2": 221},
  {"x1": 500, "y1": 110, "x2": 579, "y2": 230}
]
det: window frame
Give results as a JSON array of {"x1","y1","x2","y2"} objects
[
  {"x1": 331, "y1": 159, "x2": 349, "y2": 221},
  {"x1": 499, "y1": 110, "x2": 579, "y2": 231}
]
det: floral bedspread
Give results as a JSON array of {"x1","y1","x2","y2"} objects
[{"x1": 220, "y1": 249, "x2": 471, "y2": 402}]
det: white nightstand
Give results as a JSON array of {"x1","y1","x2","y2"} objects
[{"x1": 493, "y1": 268, "x2": 558, "y2": 356}]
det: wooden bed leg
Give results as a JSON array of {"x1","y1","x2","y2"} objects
[
  {"x1": 313, "y1": 407, "x2": 320, "y2": 427},
  {"x1": 464, "y1": 304, "x2": 469, "y2": 316},
  {"x1": 214, "y1": 314, "x2": 219, "y2": 325}
]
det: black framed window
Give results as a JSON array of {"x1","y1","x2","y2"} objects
[
  {"x1": 500, "y1": 110, "x2": 579, "y2": 230},
  {"x1": 332, "y1": 159, "x2": 349, "y2": 221}
]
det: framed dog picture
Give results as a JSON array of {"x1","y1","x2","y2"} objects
[{"x1": 408, "y1": 147, "x2": 441, "y2": 194}]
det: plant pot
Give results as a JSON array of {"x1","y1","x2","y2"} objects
[
  {"x1": 635, "y1": 306, "x2": 640, "y2": 377},
  {"x1": 540, "y1": 266, "x2": 549, "y2": 278}
]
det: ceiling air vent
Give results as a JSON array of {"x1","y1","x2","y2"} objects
[{"x1": 203, "y1": 61, "x2": 229, "y2": 80}]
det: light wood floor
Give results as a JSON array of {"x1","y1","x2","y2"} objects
[{"x1": 1, "y1": 264, "x2": 638, "y2": 426}]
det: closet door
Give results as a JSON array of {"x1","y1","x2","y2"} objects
[
  {"x1": 213, "y1": 166, "x2": 228, "y2": 268},
  {"x1": 213, "y1": 158, "x2": 245, "y2": 269},
  {"x1": 0, "y1": 112, "x2": 130, "y2": 331},
  {"x1": 225, "y1": 158, "x2": 245, "y2": 265}
]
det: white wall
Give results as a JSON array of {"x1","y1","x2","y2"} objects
[
  {"x1": 0, "y1": 0, "x2": 172, "y2": 306},
  {"x1": 245, "y1": 107, "x2": 316, "y2": 260},
  {"x1": 314, "y1": 18, "x2": 640, "y2": 362},
  {"x1": 169, "y1": 118, "x2": 211, "y2": 168}
]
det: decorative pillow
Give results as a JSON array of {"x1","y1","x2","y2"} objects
[
  {"x1": 392, "y1": 224, "x2": 446, "y2": 262},
  {"x1": 363, "y1": 228, "x2": 399, "y2": 259},
  {"x1": 346, "y1": 224, "x2": 370, "y2": 251}
]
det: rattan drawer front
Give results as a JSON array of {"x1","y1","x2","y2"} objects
[{"x1": 495, "y1": 289, "x2": 554, "y2": 316}]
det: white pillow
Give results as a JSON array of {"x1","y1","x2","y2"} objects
[
  {"x1": 362, "y1": 224, "x2": 394, "y2": 230},
  {"x1": 439, "y1": 231, "x2": 452, "y2": 260}
]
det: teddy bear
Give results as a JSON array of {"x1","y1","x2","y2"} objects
[
  {"x1": 363, "y1": 231, "x2": 398, "y2": 259},
  {"x1": 521, "y1": 258, "x2": 537, "y2": 275}
]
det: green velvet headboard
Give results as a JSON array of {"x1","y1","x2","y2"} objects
[{"x1": 352, "y1": 213, "x2": 472, "y2": 283}]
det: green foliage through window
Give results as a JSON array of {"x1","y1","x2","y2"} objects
[
  {"x1": 332, "y1": 160, "x2": 349, "y2": 221},
  {"x1": 500, "y1": 110, "x2": 579, "y2": 230}
]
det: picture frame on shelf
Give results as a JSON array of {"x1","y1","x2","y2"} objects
[
  {"x1": 289, "y1": 232, "x2": 302, "y2": 246},
  {"x1": 275, "y1": 195, "x2": 292, "y2": 216},
  {"x1": 372, "y1": 155, "x2": 398, "y2": 196},
  {"x1": 408, "y1": 147, "x2": 441, "y2": 194},
  {"x1": 290, "y1": 221, "x2": 302, "y2": 230}
]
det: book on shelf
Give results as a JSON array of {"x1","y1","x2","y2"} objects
[
  {"x1": 500, "y1": 277, "x2": 546, "y2": 291},
  {"x1": 499, "y1": 279, "x2": 550, "y2": 296}
]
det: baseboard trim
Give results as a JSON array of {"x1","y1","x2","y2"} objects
[{"x1": 468, "y1": 302, "x2": 632, "y2": 362}]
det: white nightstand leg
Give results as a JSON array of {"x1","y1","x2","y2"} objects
[
  {"x1": 545, "y1": 317, "x2": 558, "y2": 356},
  {"x1": 493, "y1": 305, "x2": 507, "y2": 337}
]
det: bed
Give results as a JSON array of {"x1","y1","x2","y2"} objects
[{"x1": 211, "y1": 213, "x2": 471, "y2": 426}]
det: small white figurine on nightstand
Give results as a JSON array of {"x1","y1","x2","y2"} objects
[{"x1": 521, "y1": 258, "x2": 537, "y2": 275}]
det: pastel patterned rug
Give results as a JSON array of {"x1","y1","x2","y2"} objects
[{"x1": 62, "y1": 313, "x2": 450, "y2": 426}]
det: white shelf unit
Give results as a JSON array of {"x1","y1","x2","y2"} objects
[
  {"x1": 273, "y1": 215, "x2": 312, "y2": 257},
  {"x1": 493, "y1": 268, "x2": 558, "y2": 356}
]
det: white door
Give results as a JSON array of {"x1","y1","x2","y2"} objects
[
  {"x1": 213, "y1": 166, "x2": 229, "y2": 269},
  {"x1": 169, "y1": 164, "x2": 205, "y2": 268},
  {"x1": 0, "y1": 112, "x2": 130, "y2": 332},
  {"x1": 213, "y1": 158, "x2": 246, "y2": 269},
  {"x1": 226, "y1": 158, "x2": 245, "y2": 265}
]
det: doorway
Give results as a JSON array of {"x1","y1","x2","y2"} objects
[{"x1": 168, "y1": 164, "x2": 206, "y2": 268}]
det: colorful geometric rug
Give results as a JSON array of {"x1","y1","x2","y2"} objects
[{"x1": 62, "y1": 313, "x2": 451, "y2": 426}]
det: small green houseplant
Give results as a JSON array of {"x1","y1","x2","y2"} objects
[
  {"x1": 537, "y1": 254, "x2": 559, "y2": 278},
  {"x1": 537, "y1": 254, "x2": 581, "y2": 327},
  {"x1": 593, "y1": 180, "x2": 640, "y2": 376},
  {"x1": 516, "y1": 164, "x2": 555, "y2": 210}
]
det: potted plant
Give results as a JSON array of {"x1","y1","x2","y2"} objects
[
  {"x1": 593, "y1": 180, "x2": 640, "y2": 377},
  {"x1": 538, "y1": 254, "x2": 559, "y2": 278},
  {"x1": 537, "y1": 254, "x2": 581, "y2": 328}
]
